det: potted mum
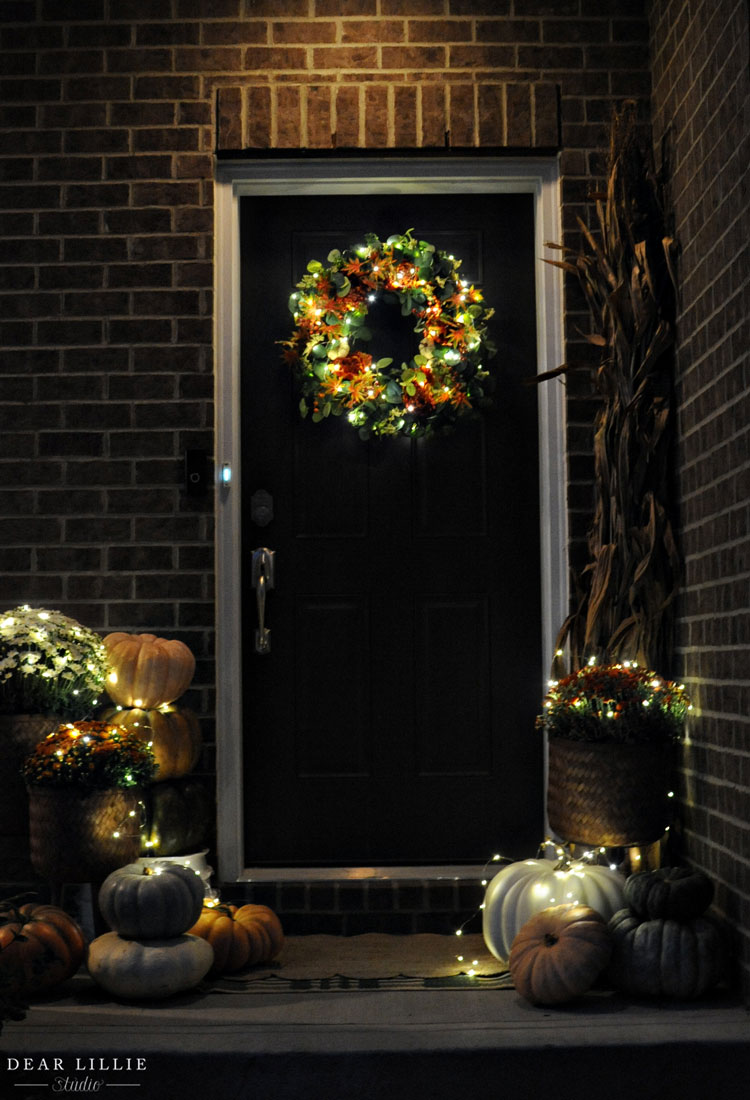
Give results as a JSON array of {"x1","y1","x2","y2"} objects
[
  {"x1": 22, "y1": 720, "x2": 155, "y2": 884},
  {"x1": 538, "y1": 662, "x2": 691, "y2": 847},
  {"x1": 0, "y1": 606, "x2": 109, "y2": 878}
]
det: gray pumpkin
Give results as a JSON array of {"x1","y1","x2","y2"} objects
[
  {"x1": 608, "y1": 908, "x2": 725, "y2": 999},
  {"x1": 624, "y1": 866, "x2": 714, "y2": 921},
  {"x1": 98, "y1": 862, "x2": 204, "y2": 940}
]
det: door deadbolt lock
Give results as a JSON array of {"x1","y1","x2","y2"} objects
[{"x1": 251, "y1": 488, "x2": 274, "y2": 527}]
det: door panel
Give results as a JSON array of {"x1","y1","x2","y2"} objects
[{"x1": 240, "y1": 192, "x2": 542, "y2": 865}]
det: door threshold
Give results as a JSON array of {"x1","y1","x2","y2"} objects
[{"x1": 236, "y1": 865, "x2": 488, "y2": 884}]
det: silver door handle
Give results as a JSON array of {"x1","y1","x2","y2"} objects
[{"x1": 251, "y1": 547, "x2": 275, "y2": 654}]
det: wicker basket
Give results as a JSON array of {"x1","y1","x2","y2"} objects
[
  {"x1": 547, "y1": 738, "x2": 673, "y2": 847},
  {"x1": 0, "y1": 714, "x2": 61, "y2": 880},
  {"x1": 27, "y1": 786, "x2": 142, "y2": 883}
]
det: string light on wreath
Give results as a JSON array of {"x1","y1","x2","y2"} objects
[{"x1": 279, "y1": 230, "x2": 497, "y2": 440}]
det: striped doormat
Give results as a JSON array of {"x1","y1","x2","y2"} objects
[{"x1": 206, "y1": 933, "x2": 512, "y2": 993}]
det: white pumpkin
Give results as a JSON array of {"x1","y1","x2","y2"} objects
[
  {"x1": 87, "y1": 932, "x2": 213, "y2": 1000},
  {"x1": 483, "y1": 858, "x2": 626, "y2": 961}
]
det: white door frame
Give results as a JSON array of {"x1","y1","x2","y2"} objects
[{"x1": 213, "y1": 156, "x2": 567, "y2": 883}]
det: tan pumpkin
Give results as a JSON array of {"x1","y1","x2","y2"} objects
[
  {"x1": 103, "y1": 705, "x2": 202, "y2": 782},
  {"x1": 103, "y1": 632, "x2": 195, "y2": 709},
  {"x1": 187, "y1": 903, "x2": 284, "y2": 974},
  {"x1": 509, "y1": 904, "x2": 613, "y2": 1005}
]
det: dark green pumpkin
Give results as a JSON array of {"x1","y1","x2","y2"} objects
[
  {"x1": 624, "y1": 867, "x2": 714, "y2": 920},
  {"x1": 608, "y1": 907, "x2": 724, "y2": 998}
]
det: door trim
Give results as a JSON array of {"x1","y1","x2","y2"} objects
[{"x1": 214, "y1": 156, "x2": 566, "y2": 883}]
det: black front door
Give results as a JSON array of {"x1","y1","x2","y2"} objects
[{"x1": 240, "y1": 191, "x2": 542, "y2": 865}]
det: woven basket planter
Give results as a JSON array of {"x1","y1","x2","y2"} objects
[
  {"x1": 0, "y1": 714, "x2": 61, "y2": 880},
  {"x1": 547, "y1": 738, "x2": 673, "y2": 847},
  {"x1": 27, "y1": 786, "x2": 142, "y2": 883}
]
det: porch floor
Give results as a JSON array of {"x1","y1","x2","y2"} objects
[{"x1": 4, "y1": 967, "x2": 748, "y2": 1100}]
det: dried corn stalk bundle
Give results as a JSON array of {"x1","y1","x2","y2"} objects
[{"x1": 546, "y1": 102, "x2": 680, "y2": 675}]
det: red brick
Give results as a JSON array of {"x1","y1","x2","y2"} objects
[
  {"x1": 217, "y1": 86, "x2": 243, "y2": 151},
  {"x1": 65, "y1": 76, "x2": 131, "y2": 100},
  {"x1": 477, "y1": 83, "x2": 504, "y2": 145},
  {"x1": 273, "y1": 21, "x2": 337, "y2": 44},
  {"x1": 334, "y1": 84, "x2": 360, "y2": 147},
  {"x1": 175, "y1": 46, "x2": 244, "y2": 71},
  {"x1": 313, "y1": 46, "x2": 379, "y2": 69},
  {"x1": 307, "y1": 85, "x2": 333, "y2": 148},
  {"x1": 341, "y1": 20, "x2": 404, "y2": 43},
  {"x1": 533, "y1": 82, "x2": 560, "y2": 146},
  {"x1": 0, "y1": 78, "x2": 61, "y2": 102},
  {"x1": 420, "y1": 83, "x2": 446, "y2": 147},
  {"x1": 134, "y1": 75, "x2": 201, "y2": 100},
  {"x1": 70, "y1": 23, "x2": 132, "y2": 47},
  {"x1": 408, "y1": 20, "x2": 472, "y2": 42},
  {"x1": 39, "y1": 49, "x2": 107, "y2": 74},
  {"x1": 131, "y1": 181, "x2": 202, "y2": 206},
  {"x1": 202, "y1": 21, "x2": 267, "y2": 45},
  {"x1": 109, "y1": 319, "x2": 172, "y2": 344},
  {"x1": 0, "y1": 238, "x2": 60, "y2": 263},
  {"x1": 38, "y1": 156, "x2": 103, "y2": 182},
  {"x1": 381, "y1": 45, "x2": 445, "y2": 68},
  {"x1": 477, "y1": 19, "x2": 540, "y2": 42},
  {"x1": 0, "y1": 184, "x2": 61, "y2": 209},
  {"x1": 65, "y1": 129, "x2": 130, "y2": 154},
  {"x1": 506, "y1": 83, "x2": 532, "y2": 146},
  {"x1": 2, "y1": 24, "x2": 64, "y2": 49},
  {"x1": 276, "y1": 85, "x2": 302, "y2": 147},
  {"x1": 244, "y1": 46, "x2": 307, "y2": 70},
  {"x1": 384, "y1": 0, "x2": 443, "y2": 12},
  {"x1": 176, "y1": 154, "x2": 213, "y2": 179},
  {"x1": 39, "y1": 264, "x2": 105, "y2": 289},
  {"x1": 105, "y1": 155, "x2": 173, "y2": 180},
  {"x1": 450, "y1": 44, "x2": 514, "y2": 68},
  {"x1": 315, "y1": 0, "x2": 376, "y2": 13},
  {"x1": 245, "y1": 0, "x2": 306, "y2": 12},
  {"x1": 133, "y1": 127, "x2": 202, "y2": 153},
  {"x1": 364, "y1": 84, "x2": 388, "y2": 148},
  {"x1": 63, "y1": 291, "x2": 129, "y2": 316},
  {"x1": 393, "y1": 84, "x2": 418, "y2": 147}
]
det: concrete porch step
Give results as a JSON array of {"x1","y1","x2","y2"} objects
[{"x1": 3, "y1": 974, "x2": 748, "y2": 1100}]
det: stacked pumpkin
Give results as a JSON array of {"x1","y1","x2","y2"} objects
[
  {"x1": 485, "y1": 860, "x2": 726, "y2": 1005},
  {"x1": 87, "y1": 863, "x2": 213, "y2": 999},
  {"x1": 101, "y1": 632, "x2": 212, "y2": 857},
  {"x1": 607, "y1": 867, "x2": 725, "y2": 999}
]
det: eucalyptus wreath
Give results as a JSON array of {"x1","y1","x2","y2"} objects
[{"x1": 280, "y1": 230, "x2": 496, "y2": 439}]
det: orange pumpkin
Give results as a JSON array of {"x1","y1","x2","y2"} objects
[
  {"x1": 0, "y1": 902, "x2": 87, "y2": 997},
  {"x1": 103, "y1": 705, "x2": 202, "y2": 782},
  {"x1": 103, "y1": 632, "x2": 195, "y2": 708},
  {"x1": 187, "y1": 903, "x2": 284, "y2": 974},
  {"x1": 509, "y1": 904, "x2": 612, "y2": 1005}
]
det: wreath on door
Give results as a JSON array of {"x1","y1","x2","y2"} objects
[{"x1": 279, "y1": 230, "x2": 496, "y2": 439}]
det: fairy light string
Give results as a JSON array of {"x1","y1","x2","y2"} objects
[
  {"x1": 280, "y1": 230, "x2": 497, "y2": 440},
  {"x1": 455, "y1": 658, "x2": 690, "y2": 975}
]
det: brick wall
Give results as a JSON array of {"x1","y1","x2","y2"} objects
[
  {"x1": 0, "y1": 0, "x2": 652, "y2": 753},
  {"x1": 649, "y1": 0, "x2": 750, "y2": 990},
  {"x1": 4, "y1": 0, "x2": 748, "y2": 968}
]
